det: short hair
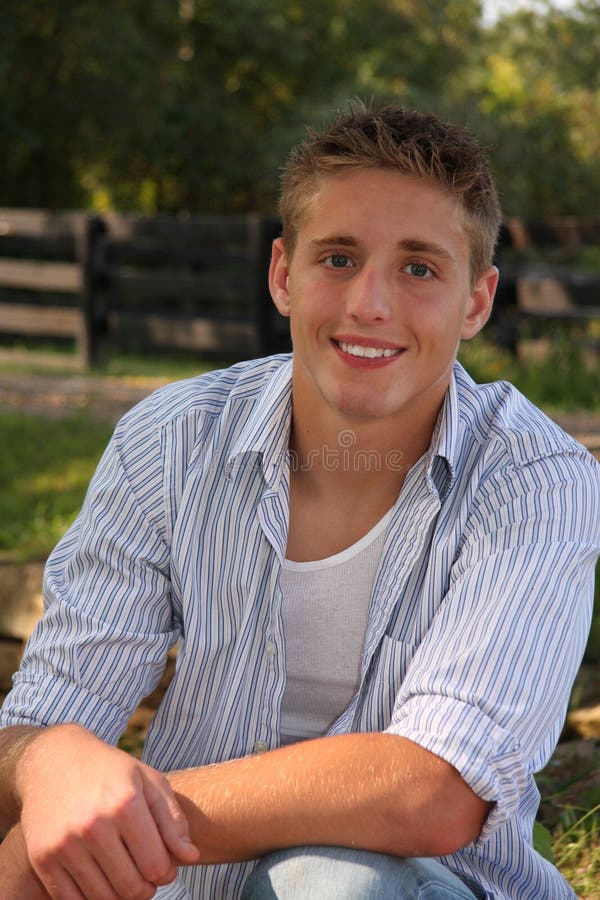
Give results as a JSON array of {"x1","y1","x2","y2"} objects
[{"x1": 279, "y1": 103, "x2": 502, "y2": 282}]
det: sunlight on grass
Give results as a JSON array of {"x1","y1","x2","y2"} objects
[
  {"x1": 553, "y1": 804, "x2": 600, "y2": 898},
  {"x1": 0, "y1": 411, "x2": 113, "y2": 560}
]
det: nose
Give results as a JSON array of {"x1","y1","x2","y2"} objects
[{"x1": 344, "y1": 265, "x2": 393, "y2": 323}]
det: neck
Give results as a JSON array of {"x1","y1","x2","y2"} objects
[{"x1": 288, "y1": 397, "x2": 437, "y2": 500}]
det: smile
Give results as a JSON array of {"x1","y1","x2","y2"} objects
[{"x1": 337, "y1": 340, "x2": 401, "y2": 359}]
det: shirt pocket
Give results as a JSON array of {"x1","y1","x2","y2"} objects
[{"x1": 353, "y1": 635, "x2": 418, "y2": 732}]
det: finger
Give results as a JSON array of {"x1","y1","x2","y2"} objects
[
  {"x1": 31, "y1": 857, "x2": 87, "y2": 900},
  {"x1": 89, "y1": 830, "x2": 162, "y2": 899},
  {"x1": 49, "y1": 836, "x2": 123, "y2": 900},
  {"x1": 25, "y1": 832, "x2": 88, "y2": 900},
  {"x1": 116, "y1": 789, "x2": 182, "y2": 886},
  {"x1": 143, "y1": 777, "x2": 200, "y2": 865}
]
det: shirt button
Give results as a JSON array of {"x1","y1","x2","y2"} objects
[
  {"x1": 254, "y1": 740, "x2": 268, "y2": 753},
  {"x1": 265, "y1": 641, "x2": 276, "y2": 657}
]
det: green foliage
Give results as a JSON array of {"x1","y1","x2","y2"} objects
[
  {"x1": 0, "y1": 410, "x2": 113, "y2": 560},
  {"x1": 2, "y1": 2, "x2": 599, "y2": 217},
  {"x1": 444, "y1": 1, "x2": 600, "y2": 217},
  {"x1": 459, "y1": 334, "x2": 600, "y2": 412},
  {"x1": 0, "y1": 1, "x2": 483, "y2": 213},
  {"x1": 533, "y1": 820, "x2": 554, "y2": 863}
]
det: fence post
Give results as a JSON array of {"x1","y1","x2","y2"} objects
[
  {"x1": 249, "y1": 214, "x2": 285, "y2": 357},
  {"x1": 79, "y1": 215, "x2": 106, "y2": 367}
]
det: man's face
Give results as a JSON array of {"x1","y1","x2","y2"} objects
[{"x1": 270, "y1": 168, "x2": 497, "y2": 432}]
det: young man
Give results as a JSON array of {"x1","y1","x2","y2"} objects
[{"x1": 0, "y1": 105, "x2": 598, "y2": 900}]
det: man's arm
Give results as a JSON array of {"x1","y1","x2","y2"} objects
[
  {"x1": 1, "y1": 824, "x2": 50, "y2": 900},
  {"x1": 1, "y1": 722, "x2": 487, "y2": 900},
  {"x1": 167, "y1": 731, "x2": 490, "y2": 864}
]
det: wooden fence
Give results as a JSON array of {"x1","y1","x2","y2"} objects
[
  {"x1": 492, "y1": 216, "x2": 600, "y2": 352},
  {"x1": 0, "y1": 209, "x2": 599, "y2": 367},
  {"x1": 0, "y1": 210, "x2": 287, "y2": 367}
]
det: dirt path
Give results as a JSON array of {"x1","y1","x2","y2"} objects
[{"x1": 0, "y1": 371, "x2": 173, "y2": 424}]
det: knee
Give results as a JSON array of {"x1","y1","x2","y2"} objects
[
  {"x1": 241, "y1": 846, "x2": 482, "y2": 900},
  {"x1": 241, "y1": 845, "x2": 387, "y2": 899},
  {"x1": 241, "y1": 845, "x2": 405, "y2": 899}
]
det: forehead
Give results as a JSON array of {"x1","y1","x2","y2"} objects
[{"x1": 295, "y1": 168, "x2": 468, "y2": 250}]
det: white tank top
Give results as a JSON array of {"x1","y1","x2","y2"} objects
[{"x1": 279, "y1": 508, "x2": 393, "y2": 745}]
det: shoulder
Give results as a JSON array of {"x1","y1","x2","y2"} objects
[
  {"x1": 114, "y1": 354, "x2": 292, "y2": 444},
  {"x1": 452, "y1": 363, "x2": 600, "y2": 541}
]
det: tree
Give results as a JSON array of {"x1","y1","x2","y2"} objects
[
  {"x1": 3, "y1": 1, "x2": 599, "y2": 218},
  {"x1": 0, "y1": 0, "x2": 483, "y2": 212},
  {"x1": 445, "y1": 1, "x2": 600, "y2": 216}
]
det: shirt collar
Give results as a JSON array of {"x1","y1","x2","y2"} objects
[
  {"x1": 225, "y1": 356, "x2": 462, "y2": 499},
  {"x1": 424, "y1": 363, "x2": 460, "y2": 501},
  {"x1": 225, "y1": 357, "x2": 293, "y2": 490}
]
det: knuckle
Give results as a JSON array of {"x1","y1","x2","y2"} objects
[
  {"x1": 109, "y1": 789, "x2": 140, "y2": 821},
  {"x1": 122, "y1": 883, "x2": 156, "y2": 900},
  {"x1": 144, "y1": 859, "x2": 175, "y2": 885},
  {"x1": 154, "y1": 864, "x2": 177, "y2": 886},
  {"x1": 33, "y1": 831, "x2": 77, "y2": 866},
  {"x1": 79, "y1": 814, "x2": 106, "y2": 843}
]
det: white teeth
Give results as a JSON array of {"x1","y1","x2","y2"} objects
[{"x1": 338, "y1": 341, "x2": 398, "y2": 358}]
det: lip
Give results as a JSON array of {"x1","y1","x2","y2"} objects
[{"x1": 331, "y1": 337, "x2": 406, "y2": 368}]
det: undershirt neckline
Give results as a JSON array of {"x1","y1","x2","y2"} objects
[{"x1": 283, "y1": 502, "x2": 396, "y2": 572}]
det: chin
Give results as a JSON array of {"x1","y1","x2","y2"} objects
[{"x1": 333, "y1": 396, "x2": 397, "y2": 421}]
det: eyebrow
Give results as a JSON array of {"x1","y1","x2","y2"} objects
[
  {"x1": 308, "y1": 235, "x2": 357, "y2": 250},
  {"x1": 309, "y1": 235, "x2": 456, "y2": 263},
  {"x1": 396, "y1": 239, "x2": 455, "y2": 262}
]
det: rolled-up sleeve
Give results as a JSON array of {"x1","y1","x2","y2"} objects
[{"x1": 386, "y1": 451, "x2": 599, "y2": 840}]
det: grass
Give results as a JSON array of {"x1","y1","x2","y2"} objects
[
  {"x1": 0, "y1": 339, "x2": 231, "y2": 381},
  {"x1": 0, "y1": 411, "x2": 113, "y2": 561},
  {"x1": 535, "y1": 741, "x2": 600, "y2": 898}
]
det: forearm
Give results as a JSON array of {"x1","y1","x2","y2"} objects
[
  {"x1": 0, "y1": 825, "x2": 49, "y2": 899},
  {"x1": 0, "y1": 726, "x2": 45, "y2": 835},
  {"x1": 168, "y1": 732, "x2": 489, "y2": 865}
]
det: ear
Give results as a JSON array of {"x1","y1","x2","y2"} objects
[
  {"x1": 269, "y1": 237, "x2": 291, "y2": 317},
  {"x1": 461, "y1": 266, "x2": 499, "y2": 340}
]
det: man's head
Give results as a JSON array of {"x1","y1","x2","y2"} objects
[{"x1": 279, "y1": 103, "x2": 502, "y2": 285}]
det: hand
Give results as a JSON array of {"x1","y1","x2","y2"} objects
[{"x1": 16, "y1": 723, "x2": 199, "y2": 900}]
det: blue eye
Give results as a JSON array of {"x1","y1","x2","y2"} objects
[
  {"x1": 326, "y1": 254, "x2": 353, "y2": 268},
  {"x1": 406, "y1": 262, "x2": 432, "y2": 278}
]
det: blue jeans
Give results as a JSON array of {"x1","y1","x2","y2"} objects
[{"x1": 241, "y1": 846, "x2": 487, "y2": 899}]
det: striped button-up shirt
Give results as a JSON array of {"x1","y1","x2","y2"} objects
[{"x1": 2, "y1": 355, "x2": 599, "y2": 899}]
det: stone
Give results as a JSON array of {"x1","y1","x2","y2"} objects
[
  {"x1": 567, "y1": 704, "x2": 600, "y2": 740},
  {"x1": 0, "y1": 562, "x2": 45, "y2": 640}
]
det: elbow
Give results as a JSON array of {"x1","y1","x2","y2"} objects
[
  {"x1": 383, "y1": 768, "x2": 491, "y2": 858},
  {"x1": 424, "y1": 803, "x2": 490, "y2": 857},
  {"x1": 422, "y1": 762, "x2": 491, "y2": 856}
]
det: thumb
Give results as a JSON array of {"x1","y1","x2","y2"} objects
[{"x1": 143, "y1": 776, "x2": 200, "y2": 865}]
